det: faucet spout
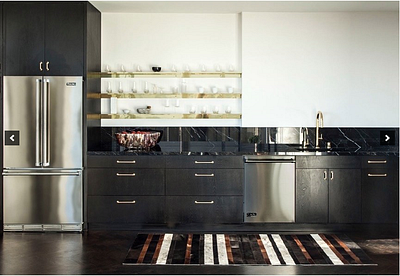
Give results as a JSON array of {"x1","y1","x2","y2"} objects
[
  {"x1": 315, "y1": 111, "x2": 324, "y2": 149},
  {"x1": 301, "y1": 127, "x2": 309, "y2": 149}
]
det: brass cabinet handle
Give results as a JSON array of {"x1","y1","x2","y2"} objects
[
  {"x1": 368, "y1": 160, "x2": 387, "y2": 164},
  {"x1": 195, "y1": 200, "x2": 214, "y2": 204},
  {"x1": 39, "y1": 62, "x2": 43, "y2": 71},
  {"x1": 46, "y1": 61, "x2": 50, "y2": 71},
  {"x1": 116, "y1": 173, "x2": 136, "y2": 177},
  {"x1": 368, "y1": 173, "x2": 387, "y2": 177},
  {"x1": 323, "y1": 170, "x2": 327, "y2": 180},
  {"x1": 194, "y1": 161, "x2": 214, "y2": 164},
  {"x1": 116, "y1": 200, "x2": 136, "y2": 204},
  {"x1": 194, "y1": 173, "x2": 214, "y2": 177},
  {"x1": 117, "y1": 160, "x2": 136, "y2": 164},
  {"x1": 330, "y1": 171, "x2": 334, "y2": 180}
]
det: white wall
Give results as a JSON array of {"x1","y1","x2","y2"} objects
[
  {"x1": 242, "y1": 12, "x2": 399, "y2": 127},
  {"x1": 101, "y1": 13, "x2": 242, "y2": 126}
]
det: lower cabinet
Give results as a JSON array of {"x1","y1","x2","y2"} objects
[
  {"x1": 88, "y1": 196, "x2": 165, "y2": 224},
  {"x1": 328, "y1": 169, "x2": 361, "y2": 223},
  {"x1": 166, "y1": 196, "x2": 243, "y2": 223},
  {"x1": 296, "y1": 169, "x2": 328, "y2": 223},
  {"x1": 296, "y1": 156, "x2": 362, "y2": 224},
  {"x1": 361, "y1": 156, "x2": 399, "y2": 223}
]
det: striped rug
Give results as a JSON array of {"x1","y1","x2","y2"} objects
[{"x1": 123, "y1": 233, "x2": 376, "y2": 266}]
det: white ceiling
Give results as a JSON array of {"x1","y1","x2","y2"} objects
[{"x1": 90, "y1": 1, "x2": 399, "y2": 13}]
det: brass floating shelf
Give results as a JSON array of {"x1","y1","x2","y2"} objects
[
  {"x1": 87, "y1": 92, "x2": 242, "y2": 99},
  {"x1": 88, "y1": 113, "x2": 242, "y2": 119},
  {"x1": 88, "y1": 71, "x2": 242, "y2": 78}
]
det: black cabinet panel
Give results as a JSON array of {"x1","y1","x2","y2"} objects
[
  {"x1": 88, "y1": 155, "x2": 165, "y2": 168},
  {"x1": 361, "y1": 156, "x2": 398, "y2": 169},
  {"x1": 88, "y1": 196, "x2": 165, "y2": 224},
  {"x1": 4, "y1": 2, "x2": 85, "y2": 76},
  {"x1": 362, "y1": 168, "x2": 398, "y2": 223},
  {"x1": 166, "y1": 156, "x2": 243, "y2": 169},
  {"x1": 296, "y1": 156, "x2": 361, "y2": 169},
  {"x1": 45, "y1": 3, "x2": 84, "y2": 76},
  {"x1": 87, "y1": 169, "x2": 165, "y2": 196},
  {"x1": 166, "y1": 169, "x2": 243, "y2": 195},
  {"x1": 166, "y1": 196, "x2": 243, "y2": 223},
  {"x1": 4, "y1": 3, "x2": 44, "y2": 75},
  {"x1": 296, "y1": 169, "x2": 328, "y2": 223},
  {"x1": 329, "y1": 169, "x2": 362, "y2": 223}
]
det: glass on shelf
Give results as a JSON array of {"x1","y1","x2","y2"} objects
[
  {"x1": 131, "y1": 81, "x2": 137, "y2": 93},
  {"x1": 143, "y1": 81, "x2": 149, "y2": 93},
  {"x1": 106, "y1": 81, "x2": 112, "y2": 93}
]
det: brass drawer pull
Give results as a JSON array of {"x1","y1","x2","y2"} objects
[
  {"x1": 195, "y1": 200, "x2": 214, "y2": 204},
  {"x1": 368, "y1": 173, "x2": 387, "y2": 177},
  {"x1": 116, "y1": 173, "x2": 136, "y2": 177},
  {"x1": 116, "y1": 200, "x2": 136, "y2": 204},
  {"x1": 368, "y1": 160, "x2": 387, "y2": 164},
  {"x1": 194, "y1": 161, "x2": 215, "y2": 164},
  {"x1": 194, "y1": 173, "x2": 214, "y2": 177},
  {"x1": 117, "y1": 160, "x2": 136, "y2": 164}
]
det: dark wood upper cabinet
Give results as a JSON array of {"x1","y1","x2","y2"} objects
[
  {"x1": 4, "y1": 3, "x2": 44, "y2": 76},
  {"x1": 4, "y1": 2, "x2": 84, "y2": 76},
  {"x1": 44, "y1": 3, "x2": 84, "y2": 76}
]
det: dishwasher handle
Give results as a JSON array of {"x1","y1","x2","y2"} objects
[{"x1": 244, "y1": 159, "x2": 295, "y2": 163}]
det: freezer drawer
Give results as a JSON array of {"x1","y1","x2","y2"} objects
[{"x1": 3, "y1": 171, "x2": 82, "y2": 230}]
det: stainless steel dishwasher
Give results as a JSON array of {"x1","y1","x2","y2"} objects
[{"x1": 243, "y1": 155, "x2": 295, "y2": 223}]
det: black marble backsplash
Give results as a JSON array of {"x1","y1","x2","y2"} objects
[{"x1": 88, "y1": 126, "x2": 398, "y2": 155}]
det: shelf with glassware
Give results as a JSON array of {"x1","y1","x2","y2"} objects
[
  {"x1": 88, "y1": 71, "x2": 242, "y2": 79},
  {"x1": 88, "y1": 70, "x2": 242, "y2": 126},
  {"x1": 87, "y1": 92, "x2": 242, "y2": 99}
]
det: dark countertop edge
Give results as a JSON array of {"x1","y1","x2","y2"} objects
[{"x1": 87, "y1": 150, "x2": 399, "y2": 157}]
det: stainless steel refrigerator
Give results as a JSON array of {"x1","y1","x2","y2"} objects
[{"x1": 2, "y1": 76, "x2": 83, "y2": 231}]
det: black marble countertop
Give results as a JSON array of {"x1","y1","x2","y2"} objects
[{"x1": 87, "y1": 149, "x2": 399, "y2": 157}]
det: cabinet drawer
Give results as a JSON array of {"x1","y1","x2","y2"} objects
[
  {"x1": 87, "y1": 155, "x2": 165, "y2": 168},
  {"x1": 361, "y1": 156, "x2": 398, "y2": 169},
  {"x1": 166, "y1": 169, "x2": 242, "y2": 195},
  {"x1": 88, "y1": 196, "x2": 165, "y2": 224},
  {"x1": 362, "y1": 168, "x2": 398, "y2": 223},
  {"x1": 296, "y1": 156, "x2": 361, "y2": 169},
  {"x1": 165, "y1": 156, "x2": 243, "y2": 169},
  {"x1": 166, "y1": 196, "x2": 243, "y2": 223},
  {"x1": 87, "y1": 169, "x2": 164, "y2": 195}
]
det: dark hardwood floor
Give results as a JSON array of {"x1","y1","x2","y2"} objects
[{"x1": 0, "y1": 226, "x2": 398, "y2": 275}]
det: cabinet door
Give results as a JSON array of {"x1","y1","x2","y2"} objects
[
  {"x1": 362, "y1": 168, "x2": 398, "y2": 223},
  {"x1": 166, "y1": 196, "x2": 243, "y2": 224},
  {"x1": 166, "y1": 169, "x2": 243, "y2": 196},
  {"x1": 329, "y1": 169, "x2": 361, "y2": 223},
  {"x1": 87, "y1": 169, "x2": 165, "y2": 196},
  {"x1": 88, "y1": 196, "x2": 165, "y2": 224},
  {"x1": 45, "y1": 3, "x2": 84, "y2": 76},
  {"x1": 296, "y1": 169, "x2": 328, "y2": 223},
  {"x1": 4, "y1": 3, "x2": 45, "y2": 75}
]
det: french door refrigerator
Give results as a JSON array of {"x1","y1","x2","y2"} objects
[{"x1": 3, "y1": 76, "x2": 83, "y2": 231}]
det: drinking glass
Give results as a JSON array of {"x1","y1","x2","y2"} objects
[
  {"x1": 118, "y1": 81, "x2": 123, "y2": 93},
  {"x1": 131, "y1": 81, "x2": 137, "y2": 93},
  {"x1": 144, "y1": 81, "x2": 149, "y2": 93},
  {"x1": 106, "y1": 81, "x2": 112, "y2": 93}
]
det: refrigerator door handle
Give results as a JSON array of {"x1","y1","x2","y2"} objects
[
  {"x1": 43, "y1": 79, "x2": 50, "y2": 167},
  {"x1": 35, "y1": 79, "x2": 42, "y2": 167}
]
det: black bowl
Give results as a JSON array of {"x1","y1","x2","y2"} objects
[{"x1": 152, "y1": 67, "x2": 161, "y2": 72}]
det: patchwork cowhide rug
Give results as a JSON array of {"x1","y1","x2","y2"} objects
[{"x1": 123, "y1": 233, "x2": 376, "y2": 266}]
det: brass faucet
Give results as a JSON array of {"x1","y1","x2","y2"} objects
[
  {"x1": 315, "y1": 111, "x2": 324, "y2": 149},
  {"x1": 301, "y1": 127, "x2": 309, "y2": 149}
]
